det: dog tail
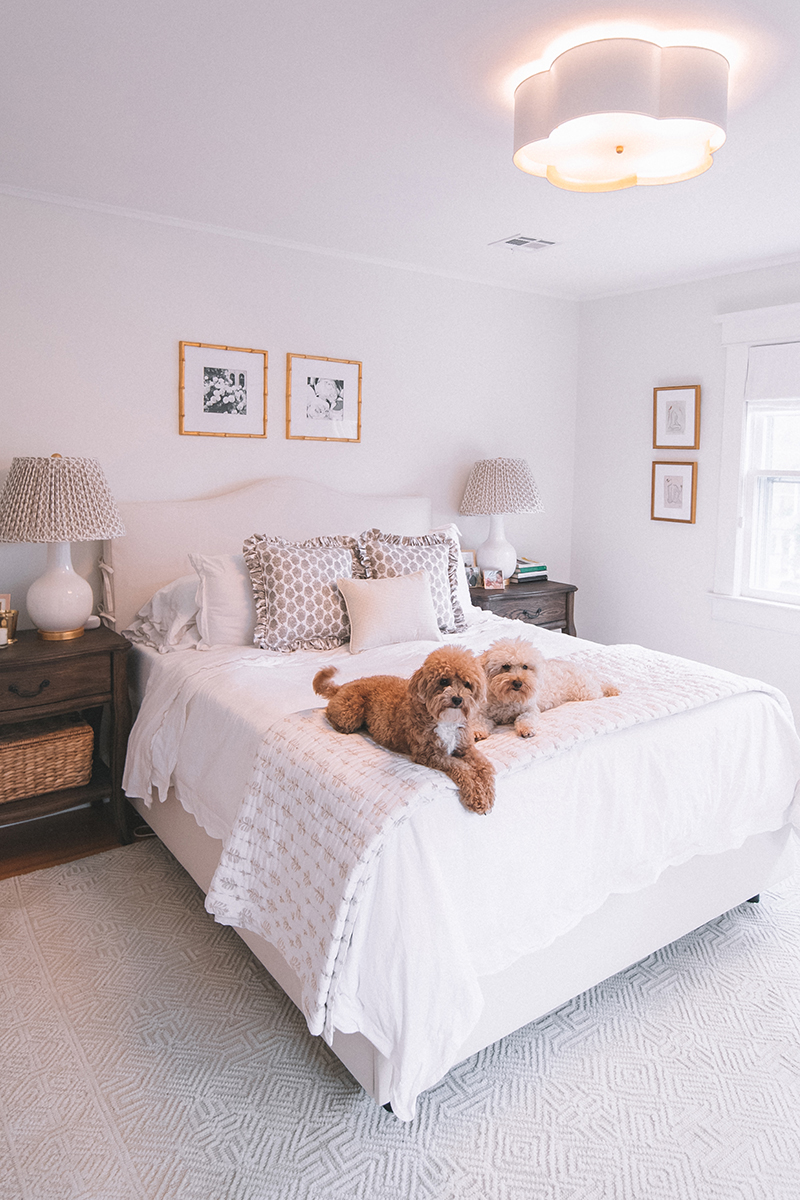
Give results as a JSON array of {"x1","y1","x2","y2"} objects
[{"x1": 313, "y1": 666, "x2": 340, "y2": 699}]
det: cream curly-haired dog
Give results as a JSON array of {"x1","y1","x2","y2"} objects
[
  {"x1": 478, "y1": 637, "x2": 619, "y2": 738},
  {"x1": 313, "y1": 646, "x2": 495, "y2": 814}
]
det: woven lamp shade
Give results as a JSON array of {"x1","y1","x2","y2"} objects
[
  {"x1": 0, "y1": 457, "x2": 125, "y2": 543},
  {"x1": 459, "y1": 458, "x2": 544, "y2": 516}
]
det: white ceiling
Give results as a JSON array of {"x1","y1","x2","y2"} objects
[{"x1": 1, "y1": 0, "x2": 799, "y2": 300}]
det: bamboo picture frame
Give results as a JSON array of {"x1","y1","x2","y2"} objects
[
  {"x1": 651, "y1": 461, "x2": 697, "y2": 523},
  {"x1": 653, "y1": 385, "x2": 700, "y2": 449},
  {"x1": 286, "y1": 353, "x2": 361, "y2": 442},
  {"x1": 179, "y1": 342, "x2": 268, "y2": 438}
]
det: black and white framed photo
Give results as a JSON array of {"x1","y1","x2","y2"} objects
[
  {"x1": 286, "y1": 353, "x2": 361, "y2": 442},
  {"x1": 653, "y1": 385, "x2": 700, "y2": 449},
  {"x1": 651, "y1": 461, "x2": 697, "y2": 524},
  {"x1": 179, "y1": 342, "x2": 268, "y2": 438}
]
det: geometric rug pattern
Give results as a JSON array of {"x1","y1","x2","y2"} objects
[{"x1": 2, "y1": 838, "x2": 800, "y2": 1200}]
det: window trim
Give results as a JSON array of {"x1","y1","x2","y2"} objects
[{"x1": 712, "y1": 302, "x2": 800, "y2": 630}]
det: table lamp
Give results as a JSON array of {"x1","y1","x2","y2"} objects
[
  {"x1": 0, "y1": 454, "x2": 125, "y2": 639},
  {"x1": 459, "y1": 457, "x2": 544, "y2": 578}
]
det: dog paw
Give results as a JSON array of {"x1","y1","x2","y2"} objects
[
  {"x1": 465, "y1": 795, "x2": 494, "y2": 815},
  {"x1": 515, "y1": 719, "x2": 538, "y2": 738}
]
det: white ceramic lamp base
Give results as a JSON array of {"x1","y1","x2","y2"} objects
[
  {"x1": 475, "y1": 514, "x2": 517, "y2": 579},
  {"x1": 26, "y1": 542, "x2": 94, "y2": 640}
]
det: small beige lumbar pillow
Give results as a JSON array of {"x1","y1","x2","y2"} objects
[{"x1": 337, "y1": 570, "x2": 444, "y2": 654}]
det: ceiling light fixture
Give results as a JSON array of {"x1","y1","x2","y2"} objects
[{"x1": 513, "y1": 38, "x2": 729, "y2": 192}]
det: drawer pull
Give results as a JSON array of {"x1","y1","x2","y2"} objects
[
  {"x1": 521, "y1": 607, "x2": 544, "y2": 621},
  {"x1": 9, "y1": 679, "x2": 51, "y2": 699}
]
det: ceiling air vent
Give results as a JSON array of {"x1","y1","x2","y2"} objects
[{"x1": 490, "y1": 235, "x2": 557, "y2": 251}]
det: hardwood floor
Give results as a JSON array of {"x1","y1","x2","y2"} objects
[{"x1": 0, "y1": 801, "x2": 149, "y2": 880}]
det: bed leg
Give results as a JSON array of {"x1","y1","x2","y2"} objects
[{"x1": 746, "y1": 895, "x2": 760, "y2": 903}]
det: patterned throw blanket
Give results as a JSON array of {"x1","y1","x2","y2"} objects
[{"x1": 204, "y1": 644, "x2": 775, "y2": 1043}]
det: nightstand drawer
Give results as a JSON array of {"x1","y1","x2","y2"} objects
[
  {"x1": 0, "y1": 654, "x2": 112, "y2": 715},
  {"x1": 469, "y1": 579, "x2": 577, "y2": 635},
  {"x1": 484, "y1": 591, "x2": 567, "y2": 626}
]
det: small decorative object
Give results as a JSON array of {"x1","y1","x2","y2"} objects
[
  {"x1": 0, "y1": 455, "x2": 125, "y2": 640},
  {"x1": 651, "y1": 461, "x2": 697, "y2": 524},
  {"x1": 0, "y1": 609, "x2": 18, "y2": 646},
  {"x1": 286, "y1": 353, "x2": 361, "y2": 442},
  {"x1": 653, "y1": 385, "x2": 701, "y2": 449},
  {"x1": 179, "y1": 342, "x2": 268, "y2": 438},
  {"x1": 481, "y1": 568, "x2": 505, "y2": 590},
  {"x1": 460, "y1": 457, "x2": 544, "y2": 579},
  {"x1": 461, "y1": 551, "x2": 479, "y2": 588},
  {"x1": 0, "y1": 594, "x2": 9, "y2": 611}
]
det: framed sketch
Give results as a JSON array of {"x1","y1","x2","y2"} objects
[
  {"x1": 481, "y1": 568, "x2": 505, "y2": 590},
  {"x1": 286, "y1": 353, "x2": 361, "y2": 442},
  {"x1": 179, "y1": 342, "x2": 268, "y2": 438},
  {"x1": 651, "y1": 461, "x2": 697, "y2": 524},
  {"x1": 653, "y1": 385, "x2": 700, "y2": 449}
]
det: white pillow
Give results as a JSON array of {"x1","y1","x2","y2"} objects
[
  {"x1": 190, "y1": 552, "x2": 257, "y2": 648},
  {"x1": 122, "y1": 574, "x2": 201, "y2": 653},
  {"x1": 337, "y1": 571, "x2": 443, "y2": 654}
]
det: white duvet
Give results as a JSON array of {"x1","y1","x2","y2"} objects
[{"x1": 123, "y1": 616, "x2": 800, "y2": 1119}]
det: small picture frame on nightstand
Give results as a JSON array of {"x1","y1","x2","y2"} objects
[{"x1": 481, "y1": 569, "x2": 505, "y2": 590}]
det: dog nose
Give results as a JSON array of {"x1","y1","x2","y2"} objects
[
  {"x1": 512, "y1": 680, "x2": 522, "y2": 690},
  {"x1": 451, "y1": 696, "x2": 463, "y2": 707}
]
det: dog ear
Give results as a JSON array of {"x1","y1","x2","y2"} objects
[{"x1": 408, "y1": 664, "x2": 430, "y2": 708}]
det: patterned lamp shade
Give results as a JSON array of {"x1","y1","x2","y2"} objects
[
  {"x1": 459, "y1": 457, "x2": 544, "y2": 516},
  {"x1": 0, "y1": 456, "x2": 125, "y2": 543}
]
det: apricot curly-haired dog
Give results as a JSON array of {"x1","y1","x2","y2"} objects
[
  {"x1": 477, "y1": 636, "x2": 619, "y2": 738},
  {"x1": 312, "y1": 646, "x2": 495, "y2": 814}
]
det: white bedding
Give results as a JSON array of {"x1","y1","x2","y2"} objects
[{"x1": 123, "y1": 616, "x2": 800, "y2": 1119}]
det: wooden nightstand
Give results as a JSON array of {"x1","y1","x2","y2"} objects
[
  {"x1": 469, "y1": 578, "x2": 578, "y2": 636},
  {"x1": 0, "y1": 626, "x2": 132, "y2": 843}
]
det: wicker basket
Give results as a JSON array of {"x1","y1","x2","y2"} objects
[{"x1": 0, "y1": 713, "x2": 94, "y2": 804}]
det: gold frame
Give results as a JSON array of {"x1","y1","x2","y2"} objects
[
  {"x1": 653, "y1": 385, "x2": 700, "y2": 450},
  {"x1": 286, "y1": 353, "x2": 362, "y2": 443},
  {"x1": 179, "y1": 342, "x2": 268, "y2": 438},
  {"x1": 651, "y1": 461, "x2": 697, "y2": 524}
]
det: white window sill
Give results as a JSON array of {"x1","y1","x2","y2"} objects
[{"x1": 710, "y1": 593, "x2": 800, "y2": 635}]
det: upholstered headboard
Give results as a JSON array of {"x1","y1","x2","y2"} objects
[{"x1": 103, "y1": 476, "x2": 432, "y2": 631}]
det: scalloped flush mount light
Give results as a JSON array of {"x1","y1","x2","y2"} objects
[{"x1": 513, "y1": 38, "x2": 729, "y2": 191}]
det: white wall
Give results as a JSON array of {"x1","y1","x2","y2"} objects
[
  {"x1": 573, "y1": 261, "x2": 800, "y2": 720},
  {"x1": 0, "y1": 194, "x2": 579, "y2": 627}
]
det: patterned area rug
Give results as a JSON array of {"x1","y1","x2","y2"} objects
[{"x1": 2, "y1": 838, "x2": 800, "y2": 1200}]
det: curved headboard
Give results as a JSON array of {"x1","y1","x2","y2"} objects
[{"x1": 103, "y1": 476, "x2": 432, "y2": 631}]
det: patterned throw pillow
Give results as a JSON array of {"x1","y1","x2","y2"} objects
[
  {"x1": 243, "y1": 534, "x2": 365, "y2": 652},
  {"x1": 357, "y1": 529, "x2": 467, "y2": 633}
]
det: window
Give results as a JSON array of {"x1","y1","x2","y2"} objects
[
  {"x1": 714, "y1": 305, "x2": 800, "y2": 631},
  {"x1": 741, "y1": 399, "x2": 800, "y2": 603}
]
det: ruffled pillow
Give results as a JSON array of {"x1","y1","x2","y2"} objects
[
  {"x1": 243, "y1": 533, "x2": 365, "y2": 652},
  {"x1": 357, "y1": 528, "x2": 467, "y2": 633}
]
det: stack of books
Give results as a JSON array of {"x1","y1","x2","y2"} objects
[{"x1": 509, "y1": 558, "x2": 547, "y2": 583}]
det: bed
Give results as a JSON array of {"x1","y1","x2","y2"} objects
[{"x1": 109, "y1": 476, "x2": 800, "y2": 1121}]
